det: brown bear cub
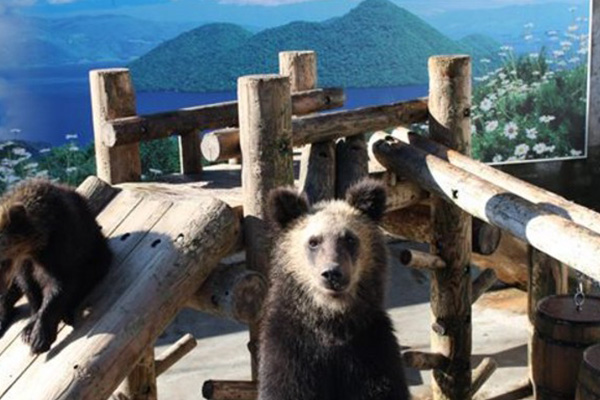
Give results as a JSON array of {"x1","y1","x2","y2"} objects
[
  {"x1": 260, "y1": 179, "x2": 409, "y2": 400},
  {"x1": 0, "y1": 179, "x2": 112, "y2": 354}
]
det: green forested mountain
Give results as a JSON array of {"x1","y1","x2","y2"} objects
[{"x1": 130, "y1": 0, "x2": 499, "y2": 91}]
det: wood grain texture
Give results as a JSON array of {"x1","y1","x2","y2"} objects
[
  {"x1": 114, "y1": 348, "x2": 157, "y2": 400},
  {"x1": 178, "y1": 130, "x2": 203, "y2": 176},
  {"x1": 202, "y1": 380, "x2": 257, "y2": 400},
  {"x1": 428, "y1": 55, "x2": 472, "y2": 400},
  {"x1": 155, "y1": 334, "x2": 197, "y2": 377},
  {"x1": 372, "y1": 139, "x2": 600, "y2": 284},
  {"x1": 106, "y1": 87, "x2": 344, "y2": 147},
  {"x1": 90, "y1": 69, "x2": 141, "y2": 184},
  {"x1": 0, "y1": 188, "x2": 240, "y2": 400},
  {"x1": 576, "y1": 344, "x2": 600, "y2": 400}
]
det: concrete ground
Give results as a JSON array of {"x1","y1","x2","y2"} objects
[{"x1": 155, "y1": 256, "x2": 532, "y2": 400}]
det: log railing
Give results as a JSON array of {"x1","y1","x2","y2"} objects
[{"x1": 87, "y1": 49, "x2": 600, "y2": 400}]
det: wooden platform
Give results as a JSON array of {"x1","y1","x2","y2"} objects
[{"x1": 0, "y1": 175, "x2": 239, "y2": 400}]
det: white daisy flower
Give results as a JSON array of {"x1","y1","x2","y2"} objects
[
  {"x1": 480, "y1": 98, "x2": 493, "y2": 112},
  {"x1": 539, "y1": 115, "x2": 556, "y2": 123},
  {"x1": 485, "y1": 120, "x2": 499, "y2": 132},
  {"x1": 514, "y1": 144, "x2": 530, "y2": 157},
  {"x1": 526, "y1": 128, "x2": 538, "y2": 139},
  {"x1": 533, "y1": 143, "x2": 547, "y2": 154},
  {"x1": 503, "y1": 122, "x2": 519, "y2": 140},
  {"x1": 492, "y1": 154, "x2": 503, "y2": 163}
]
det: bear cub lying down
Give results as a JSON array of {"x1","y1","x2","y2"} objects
[
  {"x1": 259, "y1": 179, "x2": 409, "y2": 400},
  {"x1": 0, "y1": 179, "x2": 112, "y2": 354}
]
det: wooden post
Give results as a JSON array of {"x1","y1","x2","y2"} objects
[
  {"x1": 90, "y1": 68, "x2": 141, "y2": 184},
  {"x1": 202, "y1": 380, "x2": 257, "y2": 400},
  {"x1": 114, "y1": 348, "x2": 157, "y2": 400},
  {"x1": 336, "y1": 134, "x2": 369, "y2": 198},
  {"x1": 280, "y1": 51, "x2": 335, "y2": 204},
  {"x1": 428, "y1": 55, "x2": 473, "y2": 400},
  {"x1": 238, "y1": 74, "x2": 294, "y2": 379},
  {"x1": 155, "y1": 334, "x2": 197, "y2": 377},
  {"x1": 178, "y1": 130, "x2": 203, "y2": 176}
]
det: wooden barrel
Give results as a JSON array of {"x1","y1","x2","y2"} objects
[
  {"x1": 576, "y1": 344, "x2": 600, "y2": 400},
  {"x1": 532, "y1": 295, "x2": 600, "y2": 400}
]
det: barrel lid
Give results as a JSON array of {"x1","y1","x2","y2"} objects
[
  {"x1": 584, "y1": 344, "x2": 600, "y2": 369},
  {"x1": 537, "y1": 295, "x2": 600, "y2": 324}
]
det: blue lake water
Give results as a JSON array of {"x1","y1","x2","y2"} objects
[{"x1": 0, "y1": 63, "x2": 428, "y2": 147}]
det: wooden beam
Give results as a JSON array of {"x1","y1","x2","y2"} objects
[
  {"x1": 202, "y1": 380, "x2": 257, "y2": 400},
  {"x1": 114, "y1": 348, "x2": 157, "y2": 400},
  {"x1": 201, "y1": 128, "x2": 241, "y2": 163},
  {"x1": 293, "y1": 98, "x2": 427, "y2": 147},
  {"x1": 470, "y1": 357, "x2": 498, "y2": 397},
  {"x1": 336, "y1": 134, "x2": 369, "y2": 198},
  {"x1": 427, "y1": 55, "x2": 473, "y2": 400},
  {"x1": 402, "y1": 351, "x2": 450, "y2": 370},
  {"x1": 238, "y1": 74, "x2": 294, "y2": 379},
  {"x1": 397, "y1": 249, "x2": 446, "y2": 270},
  {"x1": 105, "y1": 87, "x2": 344, "y2": 147},
  {"x1": 178, "y1": 129, "x2": 202, "y2": 176},
  {"x1": 155, "y1": 334, "x2": 197, "y2": 377},
  {"x1": 404, "y1": 130, "x2": 600, "y2": 235},
  {"x1": 90, "y1": 68, "x2": 141, "y2": 184},
  {"x1": 471, "y1": 268, "x2": 498, "y2": 304},
  {"x1": 373, "y1": 137, "x2": 600, "y2": 283},
  {"x1": 186, "y1": 263, "x2": 267, "y2": 324},
  {"x1": 76, "y1": 175, "x2": 121, "y2": 216}
]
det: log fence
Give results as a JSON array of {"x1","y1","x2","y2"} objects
[{"x1": 44, "y1": 48, "x2": 600, "y2": 400}]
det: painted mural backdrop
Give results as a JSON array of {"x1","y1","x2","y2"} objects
[{"x1": 0, "y1": 0, "x2": 591, "y2": 191}]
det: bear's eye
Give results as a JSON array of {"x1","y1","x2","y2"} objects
[{"x1": 308, "y1": 237, "x2": 321, "y2": 249}]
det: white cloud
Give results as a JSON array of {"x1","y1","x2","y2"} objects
[{"x1": 219, "y1": 0, "x2": 317, "y2": 6}]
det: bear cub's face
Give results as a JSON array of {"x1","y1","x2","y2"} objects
[
  {"x1": 268, "y1": 179, "x2": 387, "y2": 307},
  {"x1": 0, "y1": 203, "x2": 35, "y2": 292}
]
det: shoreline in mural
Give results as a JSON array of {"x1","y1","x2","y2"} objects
[{"x1": 0, "y1": 0, "x2": 591, "y2": 190}]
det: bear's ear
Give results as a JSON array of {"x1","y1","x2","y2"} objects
[
  {"x1": 345, "y1": 179, "x2": 387, "y2": 222},
  {"x1": 1, "y1": 203, "x2": 29, "y2": 233},
  {"x1": 268, "y1": 187, "x2": 309, "y2": 230}
]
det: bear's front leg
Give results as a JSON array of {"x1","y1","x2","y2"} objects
[
  {"x1": 22, "y1": 275, "x2": 70, "y2": 354},
  {"x1": 0, "y1": 283, "x2": 22, "y2": 336}
]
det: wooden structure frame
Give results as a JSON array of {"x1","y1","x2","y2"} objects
[{"x1": 3, "y1": 47, "x2": 600, "y2": 400}]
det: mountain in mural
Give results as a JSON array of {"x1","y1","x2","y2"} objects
[
  {"x1": 130, "y1": 0, "x2": 500, "y2": 92},
  {"x1": 0, "y1": 15, "x2": 195, "y2": 68}
]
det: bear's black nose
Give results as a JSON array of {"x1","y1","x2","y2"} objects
[{"x1": 321, "y1": 267, "x2": 346, "y2": 291}]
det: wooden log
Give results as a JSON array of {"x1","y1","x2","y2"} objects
[
  {"x1": 238, "y1": 74, "x2": 294, "y2": 379},
  {"x1": 279, "y1": 50, "x2": 317, "y2": 91},
  {"x1": 201, "y1": 128, "x2": 241, "y2": 163},
  {"x1": 483, "y1": 380, "x2": 532, "y2": 400},
  {"x1": 527, "y1": 247, "x2": 568, "y2": 323},
  {"x1": 470, "y1": 357, "x2": 498, "y2": 397},
  {"x1": 471, "y1": 268, "x2": 498, "y2": 304},
  {"x1": 299, "y1": 140, "x2": 336, "y2": 204},
  {"x1": 382, "y1": 178, "x2": 427, "y2": 212},
  {"x1": 105, "y1": 87, "x2": 344, "y2": 147},
  {"x1": 7, "y1": 195, "x2": 240, "y2": 400},
  {"x1": 281, "y1": 51, "x2": 336, "y2": 204},
  {"x1": 335, "y1": 134, "x2": 369, "y2": 198},
  {"x1": 402, "y1": 351, "x2": 450, "y2": 370},
  {"x1": 178, "y1": 129, "x2": 202, "y2": 176},
  {"x1": 186, "y1": 263, "x2": 267, "y2": 324},
  {"x1": 404, "y1": 130, "x2": 600, "y2": 235},
  {"x1": 293, "y1": 97, "x2": 428, "y2": 146},
  {"x1": 202, "y1": 380, "x2": 257, "y2": 400},
  {"x1": 372, "y1": 138, "x2": 600, "y2": 283},
  {"x1": 90, "y1": 68, "x2": 141, "y2": 184},
  {"x1": 114, "y1": 348, "x2": 157, "y2": 400},
  {"x1": 472, "y1": 218, "x2": 502, "y2": 256},
  {"x1": 76, "y1": 175, "x2": 121, "y2": 216},
  {"x1": 155, "y1": 334, "x2": 197, "y2": 377},
  {"x1": 398, "y1": 249, "x2": 446, "y2": 270},
  {"x1": 382, "y1": 203, "x2": 502, "y2": 255},
  {"x1": 427, "y1": 55, "x2": 473, "y2": 400}
]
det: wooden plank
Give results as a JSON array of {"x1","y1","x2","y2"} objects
[
  {"x1": 3, "y1": 196, "x2": 239, "y2": 400},
  {"x1": 105, "y1": 88, "x2": 344, "y2": 147}
]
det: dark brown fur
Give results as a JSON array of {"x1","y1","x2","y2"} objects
[
  {"x1": 0, "y1": 179, "x2": 112, "y2": 354},
  {"x1": 259, "y1": 179, "x2": 409, "y2": 400}
]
